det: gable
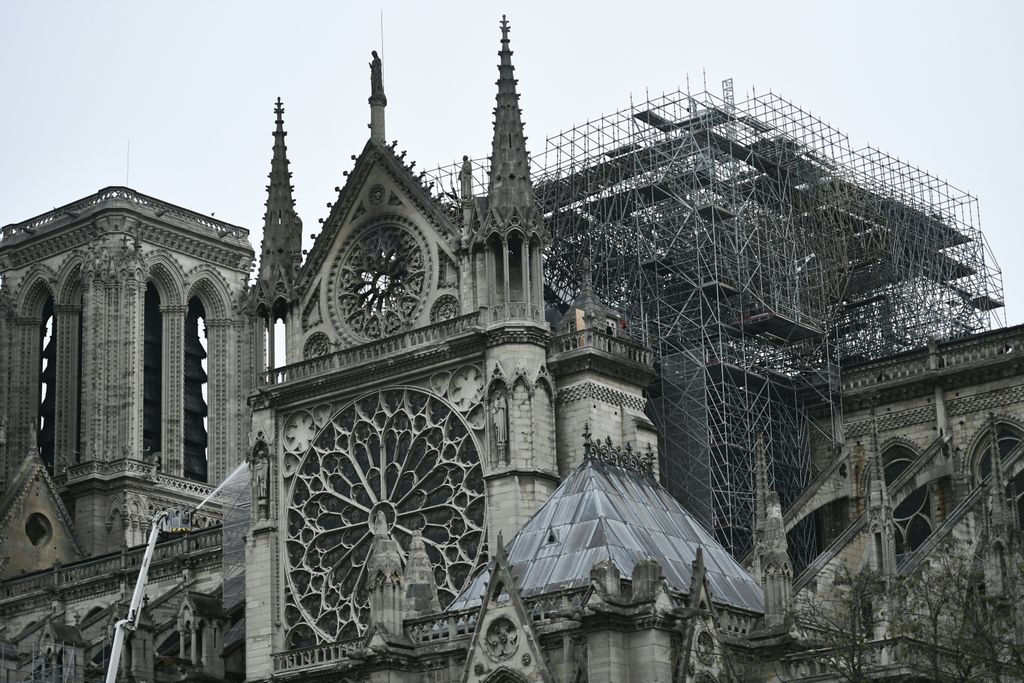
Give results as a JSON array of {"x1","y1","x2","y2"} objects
[
  {"x1": 0, "y1": 453, "x2": 84, "y2": 579},
  {"x1": 294, "y1": 140, "x2": 464, "y2": 352},
  {"x1": 461, "y1": 541, "x2": 554, "y2": 683}
]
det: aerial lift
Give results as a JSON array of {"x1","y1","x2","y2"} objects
[{"x1": 105, "y1": 510, "x2": 190, "y2": 683}]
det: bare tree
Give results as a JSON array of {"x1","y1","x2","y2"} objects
[
  {"x1": 793, "y1": 567, "x2": 887, "y2": 683},
  {"x1": 890, "y1": 545, "x2": 1024, "y2": 682}
]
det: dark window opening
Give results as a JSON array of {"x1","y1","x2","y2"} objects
[
  {"x1": 183, "y1": 297, "x2": 209, "y2": 482},
  {"x1": 143, "y1": 284, "x2": 163, "y2": 457},
  {"x1": 38, "y1": 296, "x2": 56, "y2": 473},
  {"x1": 25, "y1": 512, "x2": 52, "y2": 546},
  {"x1": 979, "y1": 425, "x2": 1023, "y2": 481}
]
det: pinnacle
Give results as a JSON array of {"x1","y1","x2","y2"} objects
[{"x1": 486, "y1": 14, "x2": 536, "y2": 220}]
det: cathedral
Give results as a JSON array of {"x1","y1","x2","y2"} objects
[{"x1": 1, "y1": 16, "x2": 1022, "y2": 683}]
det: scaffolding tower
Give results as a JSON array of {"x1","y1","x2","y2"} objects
[{"x1": 427, "y1": 83, "x2": 1003, "y2": 567}]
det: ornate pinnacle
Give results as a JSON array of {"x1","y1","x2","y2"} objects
[{"x1": 487, "y1": 14, "x2": 536, "y2": 221}]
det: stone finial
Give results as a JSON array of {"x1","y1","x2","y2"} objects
[
  {"x1": 590, "y1": 558, "x2": 621, "y2": 598},
  {"x1": 402, "y1": 530, "x2": 441, "y2": 615},
  {"x1": 632, "y1": 558, "x2": 663, "y2": 601}
]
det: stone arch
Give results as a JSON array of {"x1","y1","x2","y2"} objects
[
  {"x1": 55, "y1": 256, "x2": 84, "y2": 307},
  {"x1": 145, "y1": 253, "x2": 186, "y2": 307},
  {"x1": 15, "y1": 264, "x2": 58, "y2": 318},
  {"x1": 185, "y1": 268, "x2": 233, "y2": 320},
  {"x1": 484, "y1": 668, "x2": 530, "y2": 683},
  {"x1": 968, "y1": 415, "x2": 1024, "y2": 484}
]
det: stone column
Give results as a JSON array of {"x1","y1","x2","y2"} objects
[
  {"x1": 206, "y1": 319, "x2": 230, "y2": 484},
  {"x1": 54, "y1": 304, "x2": 82, "y2": 472},
  {"x1": 11, "y1": 317, "x2": 42, "y2": 462},
  {"x1": 162, "y1": 304, "x2": 187, "y2": 477}
]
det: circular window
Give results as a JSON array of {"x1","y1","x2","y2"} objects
[
  {"x1": 25, "y1": 513, "x2": 52, "y2": 547},
  {"x1": 284, "y1": 388, "x2": 485, "y2": 644},
  {"x1": 330, "y1": 222, "x2": 429, "y2": 342}
]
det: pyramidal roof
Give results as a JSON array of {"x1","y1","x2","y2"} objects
[{"x1": 450, "y1": 457, "x2": 764, "y2": 614}]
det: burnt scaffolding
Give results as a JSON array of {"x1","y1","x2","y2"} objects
[{"x1": 427, "y1": 83, "x2": 1003, "y2": 567}]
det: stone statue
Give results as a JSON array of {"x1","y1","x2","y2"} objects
[
  {"x1": 249, "y1": 441, "x2": 270, "y2": 519},
  {"x1": 0, "y1": 415, "x2": 7, "y2": 447},
  {"x1": 369, "y1": 50, "x2": 385, "y2": 101},
  {"x1": 492, "y1": 391, "x2": 509, "y2": 463},
  {"x1": 459, "y1": 155, "x2": 473, "y2": 200}
]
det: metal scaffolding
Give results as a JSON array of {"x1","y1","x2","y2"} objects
[{"x1": 427, "y1": 83, "x2": 1003, "y2": 567}]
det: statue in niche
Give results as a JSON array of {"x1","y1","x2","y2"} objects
[
  {"x1": 0, "y1": 415, "x2": 7, "y2": 447},
  {"x1": 249, "y1": 441, "x2": 270, "y2": 520},
  {"x1": 492, "y1": 390, "x2": 509, "y2": 465}
]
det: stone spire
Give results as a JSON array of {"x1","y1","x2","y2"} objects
[
  {"x1": 486, "y1": 16, "x2": 539, "y2": 227},
  {"x1": 369, "y1": 50, "x2": 387, "y2": 142},
  {"x1": 752, "y1": 434, "x2": 791, "y2": 628},
  {"x1": 256, "y1": 98, "x2": 302, "y2": 309}
]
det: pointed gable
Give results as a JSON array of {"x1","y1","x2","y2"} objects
[
  {"x1": 461, "y1": 537, "x2": 554, "y2": 683},
  {"x1": 293, "y1": 138, "x2": 463, "y2": 350},
  {"x1": 450, "y1": 457, "x2": 764, "y2": 615},
  {"x1": 0, "y1": 450, "x2": 84, "y2": 578}
]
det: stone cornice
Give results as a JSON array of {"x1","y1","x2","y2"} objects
[{"x1": 1, "y1": 204, "x2": 253, "y2": 273}]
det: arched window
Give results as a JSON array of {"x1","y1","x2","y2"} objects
[
  {"x1": 183, "y1": 297, "x2": 208, "y2": 482},
  {"x1": 38, "y1": 295, "x2": 56, "y2": 472},
  {"x1": 976, "y1": 423, "x2": 1023, "y2": 482},
  {"x1": 883, "y1": 445, "x2": 931, "y2": 558},
  {"x1": 143, "y1": 284, "x2": 163, "y2": 456}
]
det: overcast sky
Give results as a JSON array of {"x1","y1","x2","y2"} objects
[{"x1": 2, "y1": 1, "x2": 1021, "y2": 324}]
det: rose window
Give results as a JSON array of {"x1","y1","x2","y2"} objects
[
  {"x1": 285, "y1": 389, "x2": 486, "y2": 645},
  {"x1": 336, "y1": 225, "x2": 426, "y2": 340}
]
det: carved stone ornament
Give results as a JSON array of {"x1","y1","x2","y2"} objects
[
  {"x1": 696, "y1": 630, "x2": 715, "y2": 666},
  {"x1": 303, "y1": 332, "x2": 332, "y2": 360},
  {"x1": 284, "y1": 388, "x2": 485, "y2": 644},
  {"x1": 331, "y1": 222, "x2": 428, "y2": 341},
  {"x1": 367, "y1": 184, "x2": 385, "y2": 206},
  {"x1": 430, "y1": 293, "x2": 459, "y2": 323},
  {"x1": 484, "y1": 617, "x2": 519, "y2": 662}
]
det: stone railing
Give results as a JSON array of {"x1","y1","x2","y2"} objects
[
  {"x1": 548, "y1": 328, "x2": 653, "y2": 366},
  {"x1": 482, "y1": 303, "x2": 546, "y2": 324},
  {"x1": 261, "y1": 311, "x2": 482, "y2": 385},
  {"x1": 1, "y1": 186, "x2": 249, "y2": 241},
  {"x1": 271, "y1": 636, "x2": 364, "y2": 673},
  {"x1": 63, "y1": 458, "x2": 215, "y2": 500},
  {"x1": 0, "y1": 526, "x2": 222, "y2": 601},
  {"x1": 842, "y1": 327, "x2": 1024, "y2": 392},
  {"x1": 405, "y1": 607, "x2": 480, "y2": 644}
]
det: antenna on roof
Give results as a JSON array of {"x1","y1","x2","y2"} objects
[
  {"x1": 126, "y1": 140, "x2": 130, "y2": 186},
  {"x1": 380, "y1": 10, "x2": 384, "y2": 58}
]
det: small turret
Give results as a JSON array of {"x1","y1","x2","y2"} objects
[{"x1": 471, "y1": 15, "x2": 545, "y2": 321}]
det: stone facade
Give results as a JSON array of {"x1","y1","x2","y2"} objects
[{"x1": 1, "y1": 15, "x2": 1022, "y2": 683}]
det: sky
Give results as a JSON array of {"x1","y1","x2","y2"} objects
[{"x1": 2, "y1": 1, "x2": 1022, "y2": 324}]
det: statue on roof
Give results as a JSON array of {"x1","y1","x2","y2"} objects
[{"x1": 369, "y1": 50, "x2": 385, "y2": 103}]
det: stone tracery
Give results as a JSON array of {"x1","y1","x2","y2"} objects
[{"x1": 284, "y1": 388, "x2": 485, "y2": 643}]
